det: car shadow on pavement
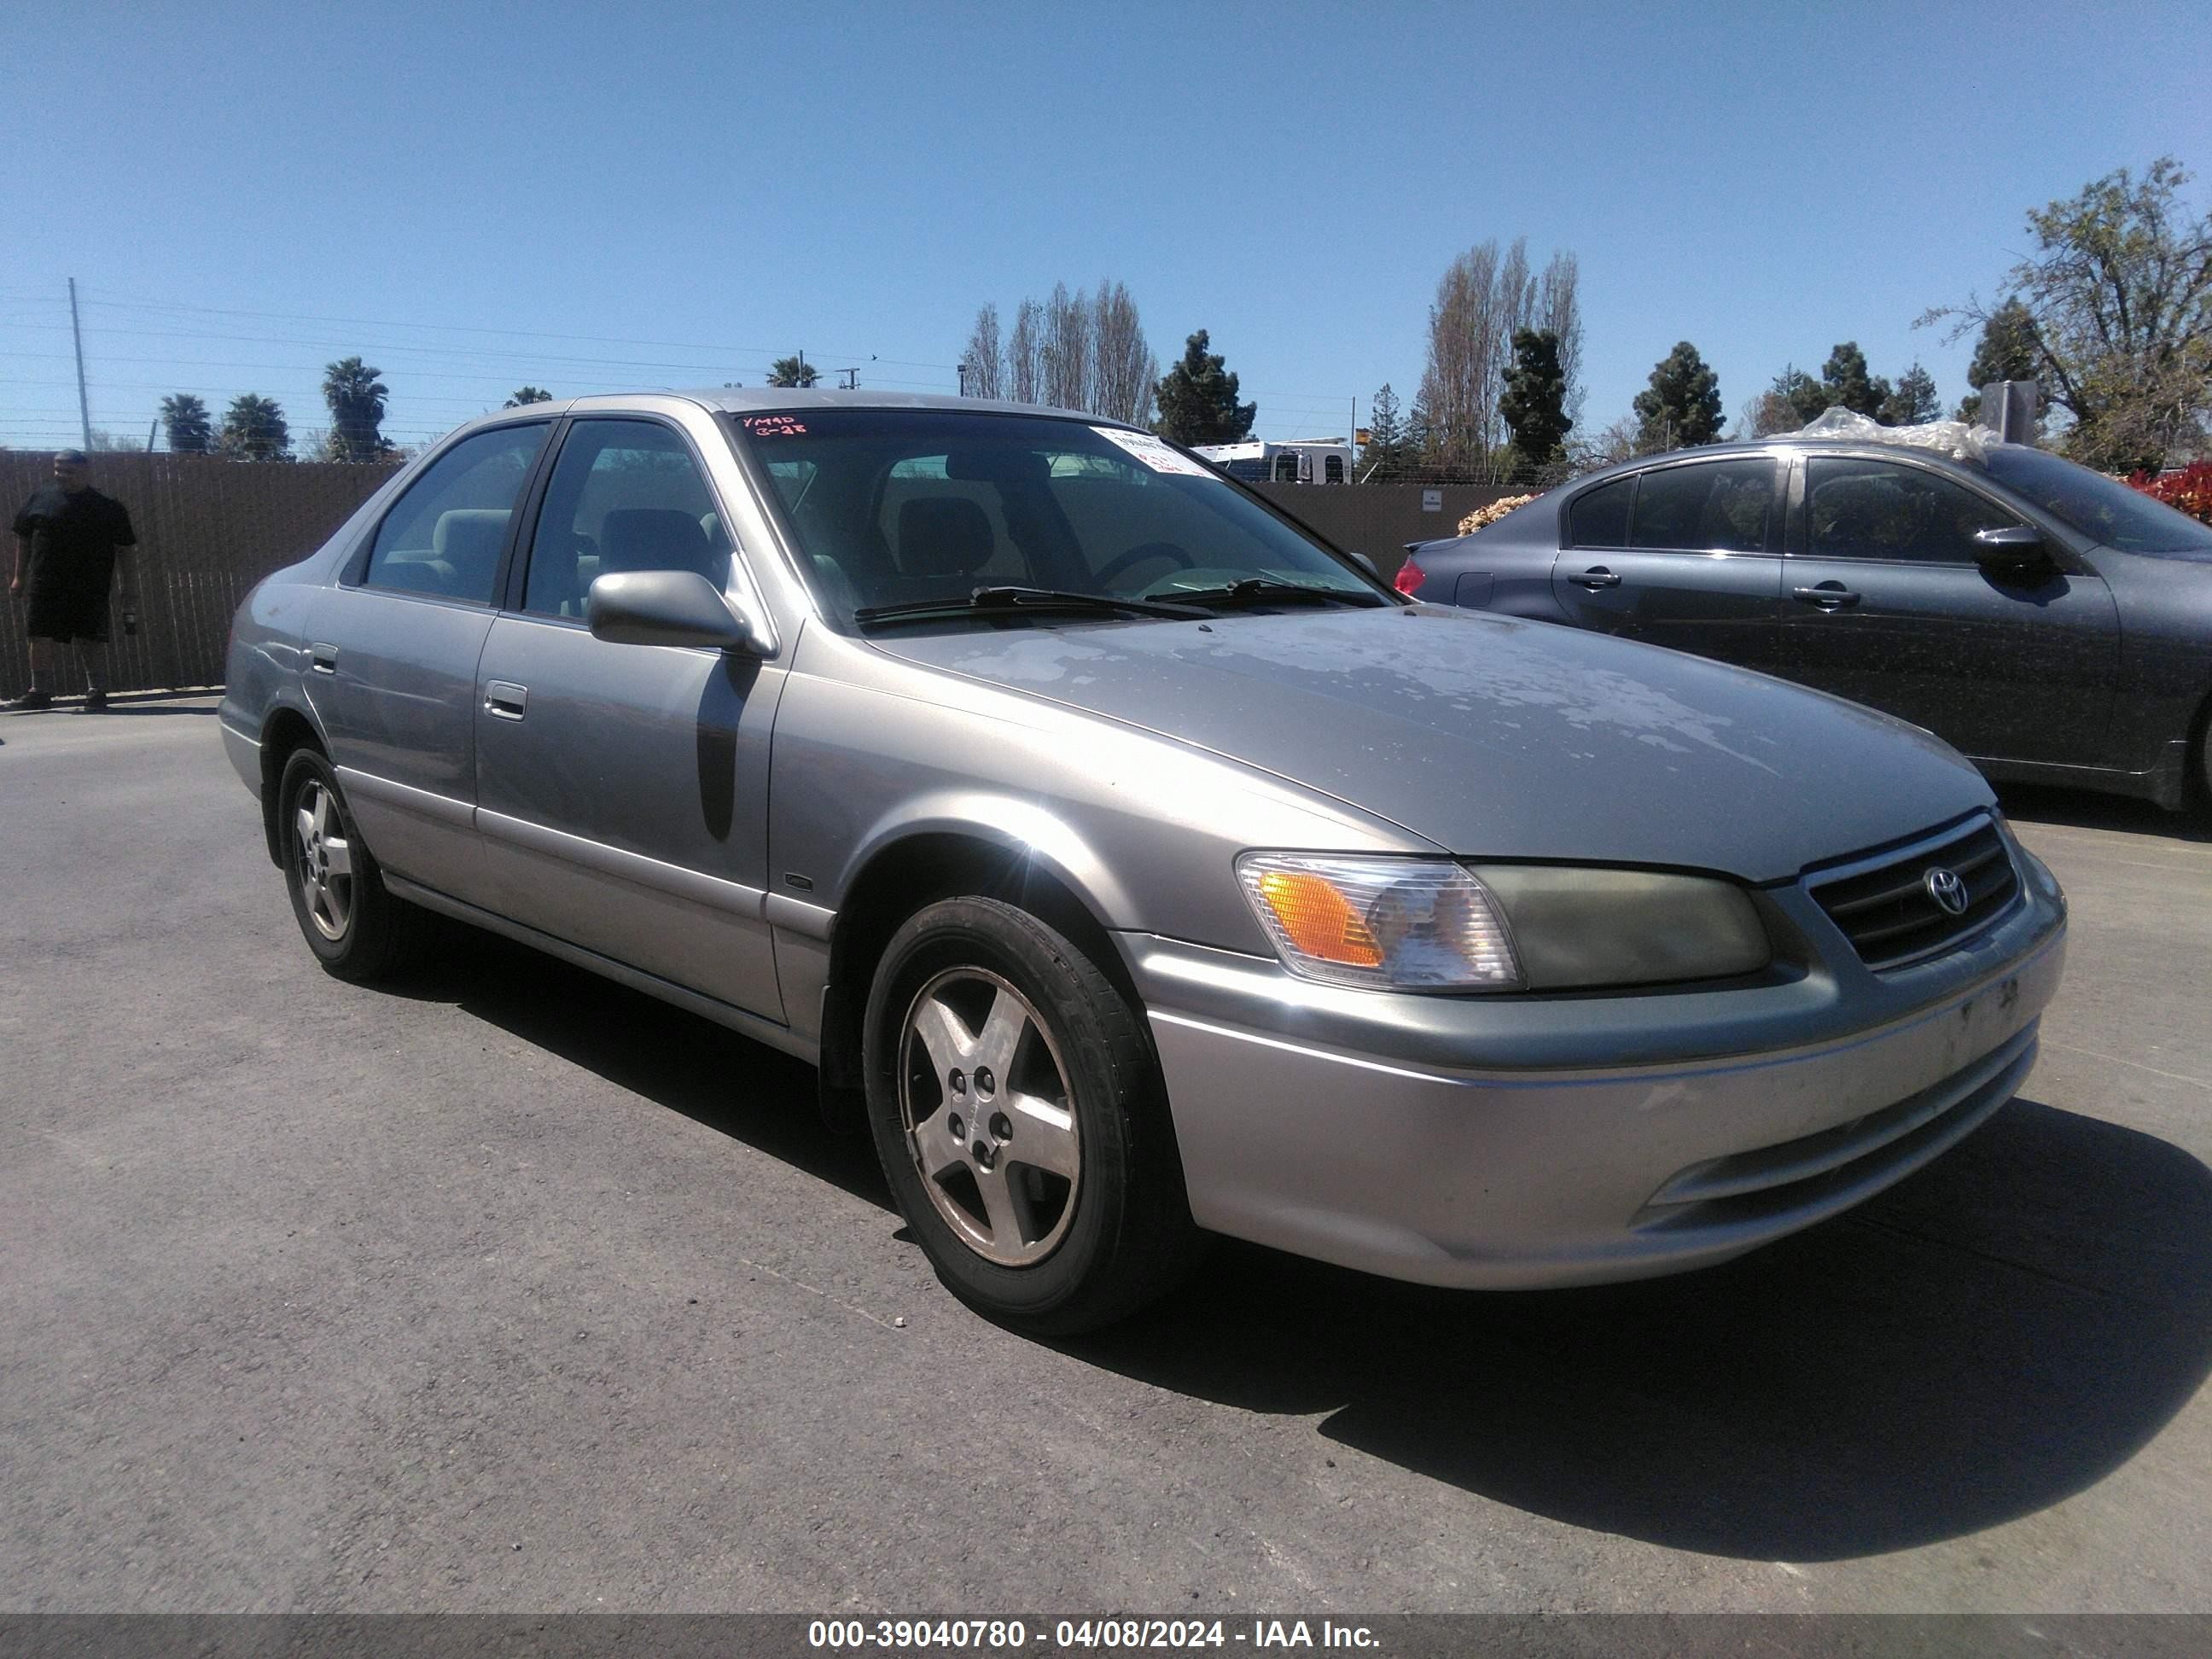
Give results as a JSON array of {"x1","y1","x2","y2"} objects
[
  {"x1": 1068, "y1": 1097, "x2": 2212, "y2": 1562},
  {"x1": 1998, "y1": 782, "x2": 2212, "y2": 843},
  {"x1": 380, "y1": 923, "x2": 895, "y2": 1213}
]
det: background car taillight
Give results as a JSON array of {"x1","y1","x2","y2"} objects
[{"x1": 1394, "y1": 555, "x2": 1426, "y2": 596}]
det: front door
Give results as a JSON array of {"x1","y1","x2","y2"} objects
[
  {"x1": 1550, "y1": 457, "x2": 1786, "y2": 672},
  {"x1": 1775, "y1": 453, "x2": 2119, "y2": 765},
  {"x1": 306, "y1": 421, "x2": 552, "y2": 899},
  {"x1": 472, "y1": 416, "x2": 787, "y2": 1020}
]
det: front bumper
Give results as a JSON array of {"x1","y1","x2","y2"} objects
[{"x1": 1122, "y1": 847, "x2": 2066, "y2": 1289}]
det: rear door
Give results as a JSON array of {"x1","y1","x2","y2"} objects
[
  {"x1": 307, "y1": 420, "x2": 552, "y2": 899},
  {"x1": 472, "y1": 414, "x2": 787, "y2": 1019},
  {"x1": 1550, "y1": 456, "x2": 1786, "y2": 671},
  {"x1": 1775, "y1": 452, "x2": 2118, "y2": 764}
]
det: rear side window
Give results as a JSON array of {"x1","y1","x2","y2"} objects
[
  {"x1": 1805, "y1": 457, "x2": 2018, "y2": 563},
  {"x1": 1629, "y1": 459, "x2": 1775, "y2": 552},
  {"x1": 1568, "y1": 477, "x2": 1632, "y2": 547},
  {"x1": 363, "y1": 424, "x2": 549, "y2": 603}
]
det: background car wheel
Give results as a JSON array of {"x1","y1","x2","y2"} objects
[
  {"x1": 863, "y1": 896, "x2": 1202, "y2": 1334},
  {"x1": 276, "y1": 748, "x2": 423, "y2": 983}
]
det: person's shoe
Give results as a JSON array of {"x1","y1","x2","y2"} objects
[
  {"x1": 6, "y1": 689, "x2": 53, "y2": 713},
  {"x1": 80, "y1": 689, "x2": 110, "y2": 714}
]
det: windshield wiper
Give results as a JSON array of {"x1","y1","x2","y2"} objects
[
  {"x1": 1157, "y1": 578, "x2": 1384, "y2": 609},
  {"x1": 855, "y1": 585, "x2": 1210, "y2": 628}
]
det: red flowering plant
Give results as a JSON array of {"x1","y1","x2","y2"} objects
[{"x1": 2128, "y1": 460, "x2": 2212, "y2": 526}]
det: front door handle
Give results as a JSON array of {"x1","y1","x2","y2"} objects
[
  {"x1": 483, "y1": 680, "x2": 528, "y2": 721},
  {"x1": 1570, "y1": 567, "x2": 1623, "y2": 590},
  {"x1": 309, "y1": 643, "x2": 339, "y2": 674},
  {"x1": 1792, "y1": 583, "x2": 1861, "y2": 609}
]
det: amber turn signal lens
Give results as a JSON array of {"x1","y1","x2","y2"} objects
[{"x1": 1254, "y1": 870, "x2": 1384, "y2": 968}]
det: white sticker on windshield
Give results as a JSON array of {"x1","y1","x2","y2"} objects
[{"x1": 1092, "y1": 427, "x2": 1215, "y2": 477}]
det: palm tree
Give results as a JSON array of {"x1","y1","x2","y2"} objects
[
  {"x1": 159, "y1": 393, "x2": 213, "y2": 453},
  {"x1": 504, "y1": 386, "x2": 553, "y2": 407},
  {"x1": 322, "y1": 357, "x2": 391, "y2": 461},
  {"x1": 219, "y1": 393, "x2": 291, "y2": 461},
  {"x1": 765, "y1": 354, "x2": 819, "y2": 388}
]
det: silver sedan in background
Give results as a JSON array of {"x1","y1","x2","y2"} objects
[{"x1": 220, "y1": 391, "x2": 2066, "y2": 1332}]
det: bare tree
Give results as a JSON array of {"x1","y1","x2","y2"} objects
[
  {"x1": 1417, "y1": 239, "x2": 1502, "y2": 470},
  {"x1": 1537, "y1": 251, "x2": 1585, "y2": 430},
  {"x1": 1041, "y1": 282, "x2": 1093, "y2": 412},
  {"x1": 1089, "y1": 280, "x2": 1157, "y2": 425},
  {"x1": 1006, "y1": 300, "x2": 1045, "y2": 404},
  {"x1": 961, "y1": 304, "x2": 1004, "y2": 399}
]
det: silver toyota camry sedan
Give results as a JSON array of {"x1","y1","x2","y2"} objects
[{"x1": 220, "y1": 391, "x2": 2067, "y2": 1332}]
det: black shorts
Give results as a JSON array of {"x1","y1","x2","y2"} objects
[{"x1": 25, "y1": 587, "x2": 109, "y2": 643}]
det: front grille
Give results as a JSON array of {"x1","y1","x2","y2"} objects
[{"x1": 1807, "y1": 816, "x2": 2020, "y2": 969}]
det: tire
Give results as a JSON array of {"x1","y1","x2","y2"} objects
[
  {"x1": 276, "y1": 747, "x2": 423, "y2": 982},
  {"x1": 862, "y1": 896, "x2": 1202, "y2": 1334}
]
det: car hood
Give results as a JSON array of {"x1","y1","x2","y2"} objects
[{"x1": 870, "y1": 605, "x2": 1993, "y2": 883}]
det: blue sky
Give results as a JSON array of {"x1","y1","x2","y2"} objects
[{"x1": 3, "y1": 1, "x2": 2209, "y2": 454}]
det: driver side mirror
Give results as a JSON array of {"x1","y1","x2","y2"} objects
[
  {"x1": 1971, "y1": 524, "x2": 2053, "y2": 580},
  {"x1": 587, "y1": 569, "x2": 761, "y2": 652}
]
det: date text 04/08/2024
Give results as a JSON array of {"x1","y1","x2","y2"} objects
[{"x1": 806, "y1": 1620, "x2": 1380, "y2": 1650}]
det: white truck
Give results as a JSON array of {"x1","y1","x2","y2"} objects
[{"x1": 1191, "y1": 439, "x2": 1353, "y2": 484}]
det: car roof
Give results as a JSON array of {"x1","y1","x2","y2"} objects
[{"x1": 1567, "y1": 436, "x2": 2011, "y2": 493}]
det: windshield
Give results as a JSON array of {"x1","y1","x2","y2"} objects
[
  {"x1": 1985, "y1": 446, "x2": 2212, "y2": 555},
  {"x1": 730, "y1": 410, "x2": 1387, "y2": 627}
]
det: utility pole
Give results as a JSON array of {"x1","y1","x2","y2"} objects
[
  {"x1": 68, "y1": 277, "x2": 93, "y2": 451},
  {"x1": 958, "y1": 363, "x2": 969, "y2": 397}
]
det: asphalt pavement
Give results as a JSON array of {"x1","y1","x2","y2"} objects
[{"x1": 3, "y1": 696, "x2": 2209, "y2": 1614}]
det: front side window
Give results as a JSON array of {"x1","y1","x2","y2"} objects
[
  {"x1": 362, "y1": 423, "x2": 548, "y2": 603},
  {"x1": 521, "y1": 419, "x2": 730, "y2": 618},
  {"x1": 1985, "y1": 445, "x2": 2212, "y2": 555},
  {"x1": 736, "y1": 410, "x2": 1384, "y2": 627},
  {"x1": 1629, "y1": 459, "x2": 1776, "y2": 553},
  {"x1": 1805, "y1": 457, "x2": 2017, "y2": 563}
]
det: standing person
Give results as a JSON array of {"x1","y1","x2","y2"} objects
[{"x1": 9, "y1": 448, "x2": 140, "y2": 713}]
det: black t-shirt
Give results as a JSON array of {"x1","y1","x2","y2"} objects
[{"x1": 13, "y1": 484, "x2": 137, "y2": 602}]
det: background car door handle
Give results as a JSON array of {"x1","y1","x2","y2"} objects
[
  {"x1": 1570, "y1": 568, "x2": 1623, "y2": 590},
  {"x1": 309, "y1": 643, "x2": 338, "y2": 674},
  {"x1": 484, "y1": 681, "x2": 529, "y2": 721},
  {"x1": 1793, "y1": 584, "x2": 1861, "y2": 608}
]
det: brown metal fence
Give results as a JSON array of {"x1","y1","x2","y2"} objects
[
  {"x1": 1, "y1": 451, "x2": 400, "y2": 698},
  {"x1": 0, "y1": 454, "x2": 1517, "y2": 697}
]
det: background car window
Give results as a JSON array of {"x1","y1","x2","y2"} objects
[
  {"x1": 1805, "y1": 457, "x2": 2017, "y2": 562},
  {"x1": 522, "y1": 420, "x2": 731, "y2": 619},
  {"x1": 1628, "y1": 460, "x2": 1775, "y2": 552},
  {"x1": 1568, "y1": 477, "x2": 1632, "y2": 547},
  {"x1": 362, "y1": 424, "x2": 548, "y2": 603}
]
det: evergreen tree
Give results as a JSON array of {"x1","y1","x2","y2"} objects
[
  {"x1": 1497, "y1": 329, "x2": 1572, "y2": 464},
  {"x1": 1878, "y1": 363, "x2": 1943, "y2": 427},
  {"x1": 1956, "y1": 300, "x2": 2040, "y2": 422},
  {"x1": 219, "y1": 394, "x2": 291, "y2": 461},
  {"x1": 159, "y1": 393, "x2": 212, "y2": 453},
  {"x1": 1152, "y1": 330, "x2": 1255, "y2": 445},
  {"x1": 504, "y1": 386, "x2": 553, "y2": 407},
  {"x1": 1819, "y1": 341, "x2": 1890, "y2": 418},
  {"x1": 1772, "y1": 364, "x2": 1828, "y2": 427},
  {"x1": 1362, "y1": 383, "x2": 1406, "y2": 480},
  {"x1": 322, "y1": 357, "x2": 392, "y2": 461},
  {"x1": 1633, "y1": 342, "x2": 1724, "y2": 450}
]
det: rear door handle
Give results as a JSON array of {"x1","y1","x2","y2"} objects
[
  {"x1": 1792, "y1": 584, "x2": 1861, "y2": 608},
  {"x1": 484, "y1": 680, "x2": 528, "y2": 721},
  {"x1": 1570, "y1": 567, "x2": 1622, "y2": 590},
  {"x1": 309, "y1": 643, "x2": 339, "y2": 674}
]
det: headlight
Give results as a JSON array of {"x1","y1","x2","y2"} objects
[
  {"x1": 1236, "y1": 853, "x2": 1520, "y2": 990},
  {"x1": 1237, "y1": 853, "x2": 1770, "y2": 992}
]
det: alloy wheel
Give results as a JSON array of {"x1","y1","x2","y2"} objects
[{"x1": 294, "y1": 779, "x2": 356, "y2": 943}]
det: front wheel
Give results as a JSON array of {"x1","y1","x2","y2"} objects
[
  {"x1": 863, "y1": 897, "x2": 1202, "y2": 1333},
  {"x1": 276, "y1": 747, "x2": 423, "y2": 982}
]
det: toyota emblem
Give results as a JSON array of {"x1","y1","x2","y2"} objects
[{"x1": 1924, "y1": 866, "x2": 1970, "y2": 917}]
